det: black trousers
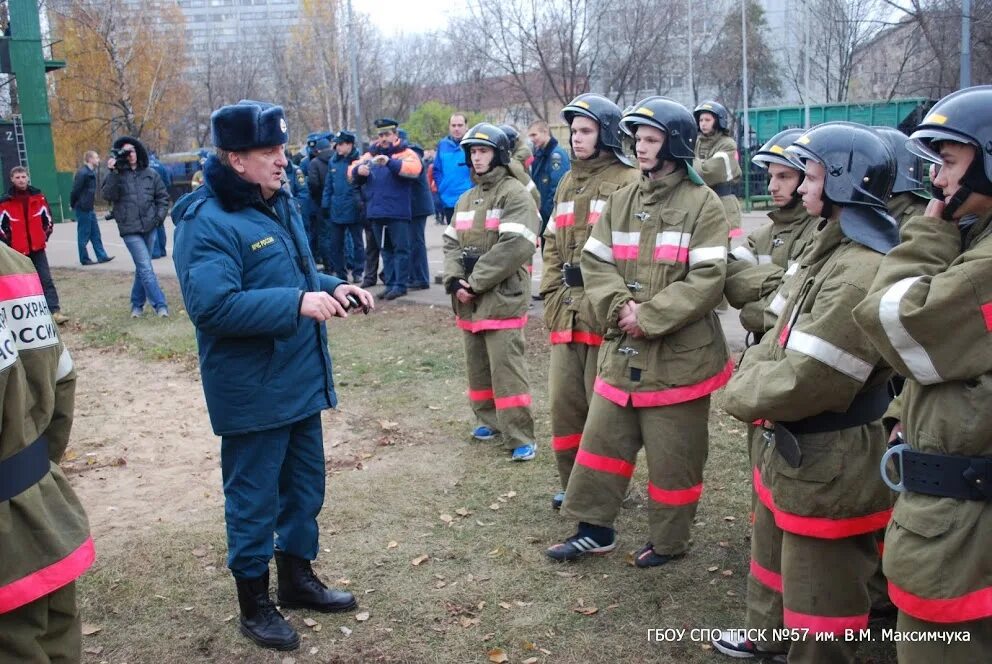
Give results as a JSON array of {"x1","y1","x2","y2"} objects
[{"x1": 29, "y1": 250, "x2": 61, "y2": 313}]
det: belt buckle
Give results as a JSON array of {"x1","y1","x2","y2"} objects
[
  {"x1": 617, "y1": 346, "x2": 639, "y2": 356},
  {"x1": 562, "y1": 262, "x2": 573, "y2": 287},
  {"x1": 880, "y1": 442, "x2": 911, "y2": 493},
  {"x1": 626, "y1": 281, "x2": 643, "y2": 292}
]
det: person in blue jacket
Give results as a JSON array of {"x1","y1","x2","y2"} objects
[
  {"x1": 320, "y1": 130, "x2": 365, "y2": 283},
  {"x1": 432, "y1": 113, "x2": 473, "y2": 224},
  {"x1": 172, "y1": 100, "x2": 374, "y2": 652},
  {"x1": 399, "y1": 129, "x2": 433, "y2": 289},
  {"x1": 148, "y1": 151, "x2": 173, "y2": 258},
  {"x1": 527, "y1": 120, "x2": 570, "y2": 242}
]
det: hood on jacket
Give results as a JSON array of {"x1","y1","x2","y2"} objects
[
  {"x1": 112, "y1": 135, "x2": 150, "y2": 169},
  {"x1": 0, "y1": 184, "x2": 42, "y2": 202}
]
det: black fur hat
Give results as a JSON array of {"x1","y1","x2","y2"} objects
[{"x1": 211, "y1": 100, "x2": 289, "y2": 151}]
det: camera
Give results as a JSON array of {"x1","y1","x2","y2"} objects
[
  {"x1": 109, "y1": 147, "x2": 126, "y2": 160},
  {"x1": 345, "y1": 293, "x2": 369, "y2": 315}
]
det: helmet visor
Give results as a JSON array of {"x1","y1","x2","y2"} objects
[
  {"x1": 619, "y1": 115, "x2": 666, "y2": 137},
  {"x1": 751, "y1": 152, "x2": 799, "y2": 170},
  {"x1": 783, "y1": 144, "x2": 821, "y2": 172},
  {"x1": 906, "y1": 128, "x2": 976, "y2": 165}
]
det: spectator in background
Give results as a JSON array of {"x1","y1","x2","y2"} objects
[
  {"x1": 400, "y1": 128, "x2": 433, "y2": 290},
  {"x1": 432, "y1": 113, "x2": 473, "y2": 225},
  {"x1": 0, "y1": 166, "x2": 68, "y2": 324},
  {"x1": 102, "y1": 136, "x2": 171, "y2": 318},
  {"x1": 70, "y1": 150, "x2": 114, "y2": 266},
  {"x1": 528, "y1": 120, "x2": 570, "y2": 243},
  {"x1": 307, "y1": 134, "x2": 334, "y2": 270},
  {"x1": 321, "y1": 131, "x2": 365, "y2": 284},
  {"x1": 148, "y1": 151, "x2": 172, "y2": 258}
]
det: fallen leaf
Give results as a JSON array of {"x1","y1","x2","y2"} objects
[
  {"x1": 379, "y1": 420, "x2": 399, "y2": 431},
  {"x1": 387, "y1": 541, "x2": 398, "y2": 549},
  {"x1": 427, "y1": 405, "x2": 442, "y2": 410},
  {"x1": 476, "y1": 520, "x2": 495, "y2": 526},
  {"x1": 309, "y1": 647, "x2": 319, "y2": 655},
  {"x1": 726, "y1": 590, "x2": 737, "y2": 597},
  {"x1": 83, "y1": 646, "x2": 104, "y2": 655},
  {"x1": 555, "y1": 571, "x2": 578, "y2": 578},
  {"x1": 721, "y1": 569, "x2": 734, "y2": 577},
  {"x1": 606, "y1": 603, "x2": 620, "y2": 609},
  {"x1": 335, "y1": 577, "x2": 351, "y2": 586},
  {"x1": 440, "y1": 514, "x2": 454, "y2": 524},
  {"x1": 191, "y1": 547, "x2": 208, "y2": 558},
  {"x1": 522, "y1": 641, "x2": 536, "y2": 650},
  {"x1": 540, "y1": 648, "x2": 553, "y2": 655},
  {"x1": 282, "y1": 658, "x2": 295, "y2": 664},
  {"x1": 514, "y1": 600, "x2": 532, "y2": 607},
  {"x1": 505, "y1": 490, "x2": 517, "y2": 498},
  {"x1": 701, "y1": 644, "x2": 713, "y2": 651},
  {"x1": 340, "y1": 626, "x2": 353, "y2": 636},
  {"x1": 182, "y1": 606, "x2": 194, "y2": 611},
  {"x1": 574, "y1": 607, "x2": 599, "y2": 616},
  {"x1": 222, "y1": 614, "x2": 235, "y2": 622},
  {"x1": 313, "y1": 624, "x2": 322, "y2": 632},
  {"x1": 81, "y1": 624, "x2": 101, "y2": 636},
  {"x1": 488, "y1": 648, "x2": 509, "y2": 663},
  {"x1": 303, "y1": 618, "x2": 318, "y2": 627},
  {"x1": 499, "y1": 602, "x2": 512, "y2": 610},
  {"x1": 707, "y1": 565, "x2": 720, "y2": 572},
  {"x1": 355, "y1": 611, "x2": 371, "y2": 622},
  {"x1": 435, "y1": 581, "x2": 447, "y2": 589},
  {"x1": 723, "y1": 515, "x2": 736, "y2": 522},
  {"x1": 455, "y1": 507, "x2": 471, "y2": 517},
  {"x1": 459, "y1": 616, "x2": 480, "y2": 628},
  {"x1": 411, "y1": 554, "x2": 430, "y2": 566},
  {"x1": 523, "y1": 658, "x2": 539, "y2": 664},
  {"x1": 482, "y1": 633, "x2": 495, "y2": 642},
  {"x1": 718, "y1": 540, "x2": 730, "y2": 548},
  {"x1": 489, "y1": 503, "x2": 501, "y2": 511}
]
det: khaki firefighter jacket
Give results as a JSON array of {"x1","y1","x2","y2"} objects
[
  {"x1": 541, "y1": 154, "x2": 639, "y2": 346},
  {"x1": 442, "y1": 166, "x2": 539, "y2": 333},
  {"x1": 725, "y1": 204, "x2": 819, "y2": 335},
  {"x1": 579, "y1": 167, "x2": 732, "y2": 408},
  {"x1": 0, "y1": 244, "x2": 91, "y2": 614},
  {"x1": 853, "y1": 211, "x2": 992, "y2": 624},
  {"x1": 694, "y1": 133, "x2": 742, "y2": 234}
]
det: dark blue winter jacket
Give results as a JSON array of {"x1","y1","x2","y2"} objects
[
  {"x1": 349, "y1": 139, "x2": 422, "y2": 221},
  {"x1": 172, "y1": 155, "x2": 345, "y2": 436},
  {"x1": 530, "y1": 136, "x2": 570, "y2": 222},
  {"x1": 409, "y1": 144, "x2": 434, "y2": 219},
  {"x1": 320, "y1": 149, "x2": 362, "y2": 224}
]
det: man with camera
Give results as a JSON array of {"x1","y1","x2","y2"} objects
[{"x1": 102, "y1": 136, "x2": 171, "y2": 317}]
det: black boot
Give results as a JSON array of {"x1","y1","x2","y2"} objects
[
  {"x1": 235, "y1": 571, "x2": 300, "y2": 651},
  {"x1": 275, "y1": 552, "x2": 358, "y2": 613}
]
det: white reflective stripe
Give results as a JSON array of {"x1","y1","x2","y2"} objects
[
  {"x1": 545, "y1": 219, "x2": 557, "y2": 234},
  {"x1": 443, "y1": 225, "x2": 459, "y2": 240},
  {"x1": 498, "y1": 222, "x2": 538, "y2": 244},
  {"x1": 730, "y1": 246, "x2": 757, "y2": 265},
  {"x1": 454, "y1": 210, "x2": 474, "y2": 223},
  {"x1": 716, "y1": 152, "x2": 734, "y2": 181},
  {"x1": 56, "y1": 346, "x2": 73, "y2": 381},
  {"x1": 785, "y1": 330, "x2": 873, "y2": 382},
  {"x1": 878, "y1": 277, "x2": 943, "y2": 385},
  {"x1": 656, "y1": 231, "x2": 690, "y2": 248},
  {"x1": 612, "y1": 231, "x2": 640, "y2": 245},
  {"x1": 785, "y1": 263, "x2": 800, "y2": 276},
  {"x1": 555, "y1": 201, "x2": 575, "y2": 215},
  {"x1": 688, "y1": 246, "x2": 728, "y2": 267},
  {"x1": 589, "y1": 200, "x2": 606, "y2": 214},
  {"x1": 768, "y1": 290, "x2": 788, "y2": 316},
  {"x1": 757, "y1": 254, "x2": 773, "y2": 265},
  {"x1": 526, "y1": 180, "x2": 537, "y2": 191},
  {"x1": 583, "y1": 236, "x2": 615, "y2": 264},
  {"x1": 486, "y1": 208, "x2": 503, "y2": 220}
]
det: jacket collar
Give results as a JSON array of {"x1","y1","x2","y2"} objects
[
  {"x1": 637, "y1": 166, "x2": 688, "y2": 204},
  {"x1": 803, "y1": 218, "x2": 847, "y2": 265},
  {"x1": 1, "y1": 185, "x2": 42, "y2": 202},
  {"x1": 768, "y1": 202, "x2": 814, "y2": 226},
  {"x1": 569, "y1": 152, "x2": 622, "y2": 182},
  {"x1": 203, "y1": 154, "x2": 283, "y2": 213},
  {"x1": 471, "y1": 165, "x2": 510, "y2": 190}
]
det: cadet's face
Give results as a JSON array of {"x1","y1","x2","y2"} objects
[
  {"x1": 336, "y1": 142, "x2": 353, "y2": 156},
  {"x1": 932, "y1": 142, "x2": 976, "y2": 216},
  {"x1": 470, "y1": 146, "x2": 494, "y2": 174},
  {"x1": 797, "y1": 160, "x2": 826, "y2": 217},
  {"x1": 698, "y1": 113, "x2": 716, "y2": 135},
  {"x1": 449, "y1": 116, "x2": 467, "y2": 140},
  {"x1": 767, "y1": 163, "x2": 801, "y2": 207},
  {"x1": 10, "y1": 172, "x2": 28, "y2": 190},
  {"x1": 231, "y1": 144, "x2": 289, "y2": 198},
  {"x1": 634, "y1": 125, "x2": 665, "y2": 171},
  {"x1": 570, "y1": 116, "x2": 599, "y2": 160},
  {"x1": 528, "y1": 127, "x2": 547, "y2": 149}
]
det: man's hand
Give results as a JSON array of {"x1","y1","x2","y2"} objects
[
  {"x1": 618, "y1": 300, "x2": 645, "y2": 338},
  {"x1": 455, "y1": 279, "x2": 476, "y2": 304},
  {"x1": 106, "y1": 158, "x2": 117, "y2": 170},
  {"x1": 372, "y1": 155, "x2": 389, "y2": 166},
  {"x1": 333, "y1": 283, "x2": 375, "y2": 313},
  {"x1": 888, "y1": 422, "x2": 903, "y2": 445},
  {"x1": 925, "y1": 197, "x2": 946, "y2": 220},
  {"x1": 356, "y1": 164, "x2": 371, "y2": 177},
  {"x1": 300, "y1": 291, "x2": 347, "y2": 321}
]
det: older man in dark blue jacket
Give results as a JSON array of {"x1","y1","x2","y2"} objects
[
  {"x1": 320, "y1": 131, "x2": 365, "y2": 283},
  {"x1": 173, "y1": 100, "x2": 373, "y2": 652}
]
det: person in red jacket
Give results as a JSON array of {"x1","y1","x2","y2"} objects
[{"x1": 0, "y1": 166, "x2": 68, "y2": 324}]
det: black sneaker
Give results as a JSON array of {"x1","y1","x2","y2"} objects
[
  {"x1": 711, "y1": 630, "x2": 786, "y2": 662},
  {"x1": 551, "y1": 491, "x2": 565, "y2": 510},
  {"x1": 633, "y1": 543, "x2": 683, "y2": 568},
  {"x1": 546, "y1": 524, "x2": 616, "y2": 562}
]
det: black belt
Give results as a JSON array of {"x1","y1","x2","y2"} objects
[
  {"x1": 562, "y1": 263, "x2": 584, "y2": 288},
  {"x1": 712, "y1": 182, "x2": 735, "y2": 197},
  {"x1": 462, "y1": 253, "x2": 480, "y2": 276},
  {"x1": 773, "y1": 384, "x2": 891, "y2": 467},
  {"x1": 882, "y1": 444, "x2": 992, "y2": 501},
  {"x1": 0, "y1": 435, "x2": 50, "y2": 502}
]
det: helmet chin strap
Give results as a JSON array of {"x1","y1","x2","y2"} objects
[{"x1": 941, "y1": 184, "x2": 972, "y2": 221}]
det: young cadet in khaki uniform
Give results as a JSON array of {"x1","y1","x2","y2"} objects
[
  {"x1": 0, "y1": 243, "x2": 92, "y2": 661},
  {"x1": 541, "y1": 94, "x2": 639, "y2": 510},
  {"x1": 853, "y1": 86, "x2": 992, "y2": 663},
  {"x1": 443, "y1": 124, "x2": 540, "y2": 462},
  {"x1": 875, "y1": 126, "x2": 930, "y2": 226},
  {"x1": 713, "y1": 122, "x2": 899, "y2": 663},
  {"x1": 694, "y1": 101, "x2": 743, "y2": 239},
  {"x1": 546, "y1": 97, "x2": 731, "y2": 566}
]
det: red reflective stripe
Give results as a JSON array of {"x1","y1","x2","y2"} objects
[
  {"x1": 587, "y1": 212, "x2": 602, "y2": 225},
  {"x1": 653, "y1": 245, "x2": 689, "y2": 263},
  {"x1": 527, "y1": 264, "x2": 534, "y2": 273},
  {"x1": 612, "y1": 245, "x2": 639, "y2": 260},
  {"x1": 648, "y1": 481, "x2": 703, "y2": 506},
  {"x1": 729, "y1": 227, "x2": 745, "y2": 239},
  {"x1": 555, "y1": 213, "x2": 576, "y2": 227},
  {"x1": 468, "y1": 388, "x2": 494, "y2": 402},
  {"x1": 549, "y1": 329, "x2": 572, "y2": 344},
  {"x1": 485, "y1": 218, "x2": 500, "y2": 230},
  {"x1": 456, "y1": 316, "x2": 528, "y2": 333},
  {"x1": 550, "y1": 330, "x2": 604, "y2": 346},
  {"x1": 630, "y1": 359, "x2": 734, "y2": 407},
  {"x1": 552, "y1": 433, "x2": 582, "y2": 452},
  {"x1": 455, "y1": 220, "x2": 473, "y2": 230},
  {"x1": 778, "y1": 324, "x2": 791, "y2": 347},
  {"x1": 494, "y1": 393, "x2": 531, "y2": 409},
  {"x1": 752, "y1": 419, "x2": 764, "y2": 426},
  {"x1": 749, "y1": 558, "x2": 783, "y2": 593},
  {"x1": 0, "y1": 273, "x2": 44, "y2": 300},
  {"x1": 753, "y1": 467, "x2": 893, "y2": 538},
  {"x1": 981, "y1": 302, "x2": 992, "y2": 331},
  {"x1": 889, "y1": 581, "x2": 992, "y2": 624},
  {"x1": 783, "y1": 607, "x2": 867, "y2": 635},
  {"x1": 576, "y1": 449, "x2": 635, "y2": 478},
  {"x1": 0, "y1": 537, "x2": 95, "y2": 613},
  {"x1": 593, "y1": 376, "x2": 631, "y2": 406}
]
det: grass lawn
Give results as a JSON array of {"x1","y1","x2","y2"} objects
[{"x1": 54, "y1": 268, "x2": 897, "y2": 664}]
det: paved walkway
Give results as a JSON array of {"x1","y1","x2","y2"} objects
[{"x1": 46, "y1": 211, "x2": 772, "y2": 352}]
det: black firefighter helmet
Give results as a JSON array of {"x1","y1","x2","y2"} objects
[
  {"x1": 752, "y1": 128, "x2": 806, "y2": 170},
  {"x1": 906, "y1": 85, "x2": 992, "y2": 219},
  {"x1": 786, "y1": 121, "x2": 899, "y2": 254},
  {"x1": 873, "y1": 126, "x2": 927, "y2": 197},
  {"x1": 619, "y1": 96, "x2": 700, "y2": 180},
  {"x1": 561, "y1": 93, "x2": 629, "y2": 164},
  {"x1": 694, "y1": 101, "x2": 731, "y2": 133},
  {"x1": 461, "y1": 123, "x2": 511, "y2": 168},
  {"x1": 498, "y1": 124, "x2": 520, "y2": 151}
]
